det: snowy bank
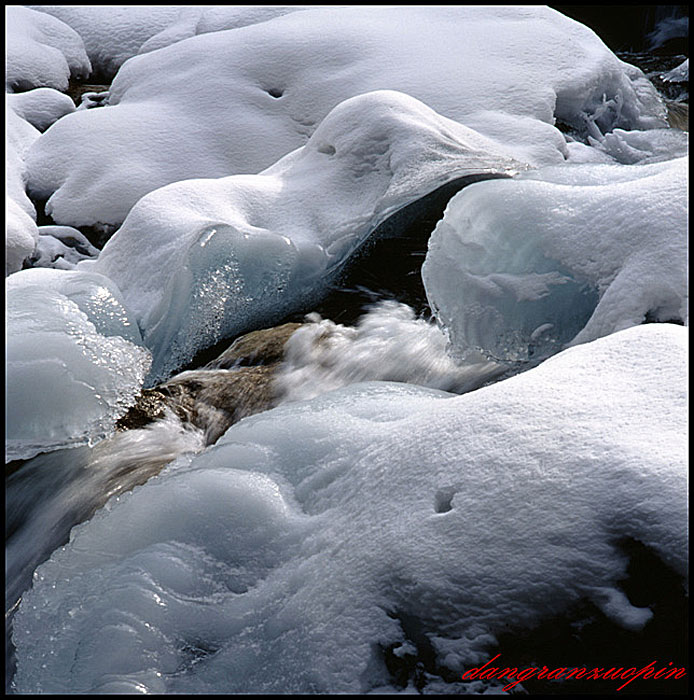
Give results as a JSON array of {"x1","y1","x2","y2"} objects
[
  {"x1": 6, "y1": 105, "x2": 41, "y2": 276},
  {"x1": 12, "y1": 323, "x2": 687, "y2": 693},
  {"x1": 27, "y1": 6, "x2": 306, "y2": 80}
]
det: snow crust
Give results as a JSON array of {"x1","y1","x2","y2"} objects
[
  {"x1": 5, "y1": 6, "x2": 90, "y2": 92},
  {"x1": 423, "y1": 157, "x2": 688, "y2": 363},
  {"x1": 25, "y1": 5, "x2": 667, "y2": 228},
  {"x1": 6, "y1": 268, "x2": 151, "y2": 462},
  {"x1": 81, "y1": 90, "x2": 524, "y2": 383},
  {"x1": 12, "y1": 324, "x2": 687, "y2": 694}
]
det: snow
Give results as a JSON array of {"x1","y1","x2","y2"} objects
[
  {"x1": 31, "y1": 225, "x2": 100, "y2": 270},
  {"x1": 25, "y1": 5, "x2": 667, "y2": 229},
  {"x1": 28, "y1": 6, "x2": 306, "y2": 79},
  {"x1": 12, "y1": 323, "x2": 687, "y2": 694},
  {"x1": 80, "y1": 90, "x2": 524, "y2": 383},
  {"x1": 6, "y1": 268, "x2": 151, "y2": 462},
  {"x1": 6, "y1": 87, "x2": 75, "y2": 131},
  {"x1": 6, "y1": 105, "x2": 41, "y2": 275},
  {"x1": 5, "y1": 6, "x2": 90, "y2": 92},
  {"x1": 423, "y1": 157, "x2": 688, "y2": 364}
]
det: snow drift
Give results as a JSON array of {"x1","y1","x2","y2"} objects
[{"x1": 81, "y1": 90, "x2": 524, "y2": 383}]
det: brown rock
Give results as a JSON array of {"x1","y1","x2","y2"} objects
[
  {"x1": 206, "y1": 322, "x2": 303, "y2": 369},
  {"x1": 117, "y1": 321, "x2": 305, "y2": 442},
  {"x1": 666, "y1": 101, "x2": 689, "y2": 132}
]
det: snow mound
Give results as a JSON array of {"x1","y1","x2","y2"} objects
[
  {"x1": 6, "y1": 87, "x2": 75, "y2": 132},
  {"x1": 30, "y1": 226, "x2": 100, "y2": 271},
  {"x1": 12, "y1": 324, "x2": 687, "y2": 694},
  {"x1": 25, "y1": 5, "x2": 667, "y2": 228},
  {"x1": 5, "y1": 6, "x2": 90, "y2": 92},
  {"x1": 423, "y1": 157, "x2": 688, "y2": 363},
  {"x1": 6, "y1": 105, "x2": 42, "y2": 276},
  {"x1": 81, "y1": 90, "x2": 524, "y2": 383},
  {"x1": 28, "y1": 6, "x2": 306, "y2": 80},
  {"x1": 6, "y1": 268, "x2": 151, "y2": 462}
]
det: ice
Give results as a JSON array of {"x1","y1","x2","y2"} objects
[
  {"x1": 81, "y1": 90, "x2": 524, "y2": 383},
  {"x1": 5, "y1": 6, "x2": 90, "y2": 92},
  {"x1": 588, "y1": 127, "x2": 689, "y2": 164},
  {"x1": 24, "y1": 5, "x2": 667, "y2": 228},
  {"x1": 6, "y1": 105, "x2": 41, "y2": 276},
  {"x1": 662, "y1": 58, "x2": 689, "y2": 83},
  {"x1": 6, "y1": 268, "x2": 151, "y2": 462},
  {"x1": 28, "y1": 6, "x2": 306, "y2": 79},
  {"x1": 12, "y1": 324, "x2": 687, "y2": 694},
  {"x1": 423, "y1": 157, "x2": 687, "y2": 364}
]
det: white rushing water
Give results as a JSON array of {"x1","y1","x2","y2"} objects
[{"x1": 274, "y1": 301, "x2": 504, "y2": 403}]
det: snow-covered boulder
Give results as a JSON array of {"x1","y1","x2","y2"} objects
[
  {"x1": 6, "y1": 87, "x2": 75, "y2": 131},
  {"x1": 26, "y1": 5, "x2": 667, "y2": 228},
  {"x1": 6, "y1": 268, "x2": 151, "y2": 462},
  {"x1": 30, "y1": 226, "x2": 100, "y2": 270},
  {"x1": 12, "y1": 323, "x2": 687, "y2": 694},
  {"x1": 80, "y1": 90, "x2": 524, "y2": 383},
  {"x1": 27, "y1": 6, "x2": 306, "y2": 80},
  {"x1": 5, "y1": 6, "x2": 90, "y2": 92},
  {"x1": 6, "y1": 106, "x2": 42, "y2": 276},
  {"x1": 423, "y1": 156, "x2": 688, "y2": 363}
]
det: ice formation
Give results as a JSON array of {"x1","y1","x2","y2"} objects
[
  {"x1": 81, "y1": 90, "x2": 524, "y2": 383},
  {"x1": 30, "y1": 225, "x2": 100, "y2": 270},
  {"x1": 423, "y1": 157, "x2": 688, "y2": 364},
  {"x1": 12, "y1": 324, "x2": 687, "y2": 694},
  {"x1": 25, "y1": 5, "x2": 667, "y2": 228},
  {"x1": 5, "y1": 6, "x2": 90, "y2": 92},
  {"x1": 662, "y1": 57, "x2": 689, "y2": 83},
  {"x1": 6, "y1": 268, "x2": 151, "y2": 462}
]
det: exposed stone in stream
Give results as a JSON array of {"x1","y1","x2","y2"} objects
[
  {"x1": 666, "y1": 100, "x2": 689, "y2": 131},
  {"x1": 116, "y1": 322, "x2": 305, "y2": 442}
]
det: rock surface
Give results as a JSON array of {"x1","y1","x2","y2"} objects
[{"x1": 116, "y1": 323, "x2": 304, "y2": 441}]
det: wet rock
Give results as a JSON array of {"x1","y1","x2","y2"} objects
[
  {"x1": 206, "y1": 322, "x2": 303, "y2": 369},
  {"x1": 66, "y1": 78, "x2": 110, "y2": 107},
  {"x1": 159, "y1": 366, "x2": 277, "y2": 444},
  {"x1": 117, "y1": 322, "x2": 304, "y2": 441},
  {"x1": 666, "y1": 100, "x2": 689, "y2": 131}
]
